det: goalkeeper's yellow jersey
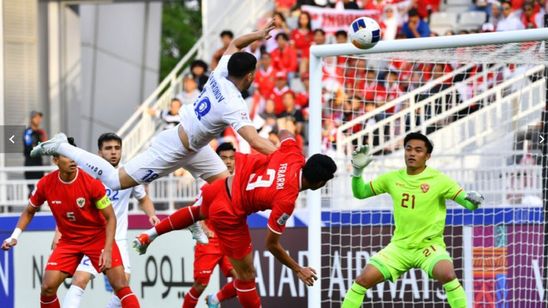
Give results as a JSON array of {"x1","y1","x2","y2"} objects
[{"x1": 369, "y1": 167, "x2": 463, "y2": 249}]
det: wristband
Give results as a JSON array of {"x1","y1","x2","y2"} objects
[{"x1": 10, "y1": 228, "x2": 22, "y2": 240}]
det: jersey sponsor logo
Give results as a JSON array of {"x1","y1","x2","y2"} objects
[
  {"x1": 420, "y1": 183, "x2": 430, "y2": 193},
  {"x1": 277, "y1": 213, "x2": 290, "y2": 226},
  {"x1": 76, "y1": 197, "x2": 86, "y2": 208}
]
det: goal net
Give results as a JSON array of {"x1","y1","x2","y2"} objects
[{"x1": 307, "y1": 31, "x2": 548, "y2": 307}]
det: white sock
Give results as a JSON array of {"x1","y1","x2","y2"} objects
[
  {"x1": 210, "y1": 293, "x2": 220, "y2": 304},
  {"x1": 63, "y1": 285, "x2": 85, "y2": 308},
  {"x1": 57, "y1": 143, "x2": 121, "y2": 189},
  {"x1": 145, "y1": 227, "x2": 158, "y2": 240},
  {"x1": 106, "y1": 294, "x2": 122, "y2": 308}
]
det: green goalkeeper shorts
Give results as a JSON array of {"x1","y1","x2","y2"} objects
[{"x1": 368, "y1": 242, "x2": 452, "y2": 282}]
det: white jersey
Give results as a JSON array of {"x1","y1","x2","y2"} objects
[
  {"x1": 105, "y1": 183, "x2": 147, "y2": 241},
  {"x1": 178, "y1": 55, "x2": 253, "y2": 151}
]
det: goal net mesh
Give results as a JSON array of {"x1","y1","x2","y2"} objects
[{"x1": 317, "y1": 41, "x2": 547, "y2": 307}]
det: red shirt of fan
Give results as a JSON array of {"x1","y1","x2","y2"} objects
[
  {"x1": 231, "y1": 139, "x2": 305, "y2": 234},
  {"x1": 30, "y1": 168, "x2": 108, "y2": 244},
  {"x1": 290, "y1": 28, "x2": 314, "y2": 59},
  {"x1": 254, "y1": 66, "x2": 278, "y2": 99}
]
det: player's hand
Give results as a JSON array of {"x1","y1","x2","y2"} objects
[
  {"x1": 261, "y1": 19, "x2": 276, "y2": 40},
  {"x1": 149, "y1": 215, "x2": 161, "y2": 226},
  {"x1": 99, "y1": 249, "x2": 112, "y2": 272},
  {"x1": 1, "y1": 238, "x2": 17, "y2": 250},
  {"x1": 51, "y1": 238, "x2": 59, "y2": 250},
  {"x1": 351, "y1": 145, "x2": 373, "y2": 177},
  {"x1": 296, "y1": 267, "x2": 318, "y2": 287},
  {"x1": 465, "y1": 191, "x2": 484, "y2": 209}
]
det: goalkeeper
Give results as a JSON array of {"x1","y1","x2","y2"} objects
[{"x1": 342, "y1": 132, "x2": 483, "y2": 308}]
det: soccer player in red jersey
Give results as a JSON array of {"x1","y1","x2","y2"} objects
[
  {"x1": 1, "y1": 138, "x2": 140, "y2": 308},
  {"x1": 184, "y1": 142, "x2": 237, "y2": 308},
  {"x1": 133, "y1": 131, "x2": 337, "y2": 307}
]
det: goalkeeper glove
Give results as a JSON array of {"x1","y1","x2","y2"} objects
[
  {"x1": 465, "y1": 191, "x2": 484, "y2": 209},
  {"x1": 351, "y1": 145, "x2": 373, "y2": 177}
]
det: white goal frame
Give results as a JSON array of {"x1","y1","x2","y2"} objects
[{"x1": 307, "y1": 28, "x2": 548, "y2": 307}]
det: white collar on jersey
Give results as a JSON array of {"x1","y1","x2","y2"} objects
[{"x1": 58, "y1": 168, "x2": 79, "y2": 185}]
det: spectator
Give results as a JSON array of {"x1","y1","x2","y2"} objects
[
  {"x1": 211, "y1": 30, "x2": 234, "y2": 70},
  {"x1": 271, "y1": 32, "x2": 299, "y2": 75},
  {"x1": 255, "y1": 100, "x2": 278, "y2": 140},
  {"x1": 291, "y1": 11, "x2": 314, "y2": 59},
  {"x1": 313, "y1": 28, "x2": 327, "y2": 45},
  {"x1": 336, "y1": 0, "x2": 360, "y2": 9},
  {"x1": 176, "y1": 74, "x2": 200, "y2": 105},
  {"x1": 270, "y1": 72, "x2": 291, "y2": 115},
  {"x1": 381, "y1": 5, "x2": 400, "y2": 40},
  {"x1": 295, "y1": 72, "x2": 310, "y2": 110},
  {"x1": 276, "y1": 0, "x2": 297, "y2": 16},
  {"x1": 334, "y1": 30, "x2": 348, "y2": 43},
  {"x1": 148, "y1": 98, "x2": 182, "y2": 130},
  {"x1": 363, "y1": 68, "x2": 385, "y2": 102},
  {"x1": 521, "y1": 0, "x2": 539, "y2": 28},
  {"x1": 278, "y1": 91, "x2": 305, "y2": 134},
  {"x1": 190, "y1": 59, "x2": 209, "y2": 91},
  {"x1": 23, "y1": 111, "x2": 47, "y2": 195},
  {"x1": 254, "y1": 53, "x2": 278, "y2": 100},
  {"x1": 497, "y1": 1, "x2": 525, "y2": 31},
  {"x1": 266, "y1": 12, "x2": 290, "y2": 52},
  {"x1": 402, "y1": 9, "x2": 431, "y2": 38},
  {"x1": 245, "y1": 40, "x2": 263, "y2": 59}
]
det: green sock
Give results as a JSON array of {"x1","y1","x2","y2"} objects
[
  {"x1": 443, "y1": 278, "x2": 467, "y2": 308},
  {"x1": 342, "y1": 282, "x2": 367, "y2": 308}
]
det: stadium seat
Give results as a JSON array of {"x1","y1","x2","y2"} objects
[
  {"x1": 429, "y1": 12, "x2": 458, "y2": 33},
  {"x1": 446, "y1": 0, "x2": 471, "y2": 6},
  {"x1": 445, "y1": 5, "x2": 471, "y2": 13},
  {"x1": 457, "y1": 11, "x2": 487, "y2": 31}
]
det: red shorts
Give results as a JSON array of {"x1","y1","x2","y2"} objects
[
  {"x1": 46, "y1": 236, "x2": 123, "y2": 275},
  {"x1": 201, "y1": 179, "x2": 252, "y2": 260},
  {"x1": 193, "y1": 237, "x2": 234, "y2": 285}
]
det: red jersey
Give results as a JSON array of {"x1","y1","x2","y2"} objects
[
  {"x1": 270, "y1": 46, "x2": 298, "y2": 73},
  {"x1": 254, "y1": 66, "x2": 277, "y2": 99},
  {"x1": 30, "y1": 168, "x2": 110, "y2": 244},
  {"x1": 231, "y1": 139, "x2": 305, "y2": 234},
  {"x1": 290, "y1": 29, "x2": 314, "y2": 59}
]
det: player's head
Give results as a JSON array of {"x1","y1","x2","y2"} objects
[
  {"x1": 97, "y1": 132, "x2": 122, "y2": 167},
  {"x1": 216, "y1": 142, "x2": 236, "y2": 174},
  {"x1": 404, "y1": 132, "x2": 433, "y2": 169},
  {"x1": 228, "y1": 51, "x2": 257, "y2": 90},
  {"x1": 53, "y1": 137, "x2": 77, "y2": 173},
  {"x1": 302, "y1": 154, "x2": 337, "y2": 191}
]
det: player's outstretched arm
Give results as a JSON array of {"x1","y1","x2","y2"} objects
[
  {"x1": 265, "y1": 229, "x2": 317, "y2": 287},
  {"x1": 238, "y1": 125, "x2": 277, "y2": 155},
  {"x1": 351, "y1": 145, "x2": 377, "y2": 199},
  {"x1": 454, "y1": 190, "x2": 484, "y2": 211},
  {"x1": 224, "y1": 20, "x2": 275, "y2": 56},
  {"x1": 99, "y1": 204, "x2": 116, "y2": 271},
  {"x1": 138, "y1": 195, "x2": 160, "y2": 226},
  {"x1": 1, "y1": 204, "x2": 38, "y2": 250}
]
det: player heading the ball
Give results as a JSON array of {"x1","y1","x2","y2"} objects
[{"x1": 342, "y1": 132, "x2": 484, "y2": 308}]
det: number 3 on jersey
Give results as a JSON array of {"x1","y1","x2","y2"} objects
[{"x1": 246, "y1": 169, "x2": 276, "y2": 191}]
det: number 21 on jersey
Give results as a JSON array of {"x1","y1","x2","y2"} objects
[{"x1": 246, "y1": 169, "x2": 276, "y2": 191}]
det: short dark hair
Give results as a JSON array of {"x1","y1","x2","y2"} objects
[
  {"x1": 275, "y1": 32, "x2": 289, "y2": 41},
  {"x1": 408, "y1": 8, "x2": 420, "y2": 17},
  {"x1": 216, "y1": 142, "x2": 236, "y2": 155},
  {"x1": 228, "y1": 52, "x2": 257, "y2": 78},
  {"x1": 302, "y1": 154, "x2": 337, "y2": 184},
  {"x1": 335, "y1": 30, "x2": 348, "y2": 38},
  {"x1": 98, "y1": 132, "x2": 122, "y2": 150},
  {"x1": 190, "y1": 59, "x2": 208, "y2": 72},
  {"x1": 404, "y1": 132, "x2": 433, "y2": 154},
  {"x1": 220, "y1": 30, "x2": 234, "y2": 39},
  {"x1": 314, "y1": 29, "x2": 326, "y2": 36}
]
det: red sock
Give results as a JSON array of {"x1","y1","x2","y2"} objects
[
  {"x1": 40, "y1": 295, "x2": 60, "y2": 308},
  {"x1": 182, "y1": 286, "x2": 201, "y2": 308},
  {"x1": 235, "y1": 279, "x2": 261, "y2": 308},
  {"x1": 155, "y1": 206, "x2": 201, "y2": 235},
  {"x1": 116, "y1": 287, "x2": 140, "y2": 308},
  {"x1": 217, "y1": 280, "x2": 237, "y2": 302}
]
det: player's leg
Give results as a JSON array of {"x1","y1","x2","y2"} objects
[
  {"x1": 63, "y1": 256, "x2": 97, "y2": 308},
  {"x1": 342, "y1": 243, "x2": 411, "y2": 307},
  {"x1": 40, "y1": 270, "x2": 69, "y2": 308},
  {"x1": 106, "y1": 240, "x2": 132, "y2": 308},
  {"x1": 229, "y1": 253, "x2": 261, "y2": 308},
  {"x1": 207, "y1": 258, "x2": 237, "y2": 307},
  {"x1": 183, "y1": 244, "x2": 219, "y2": 308},
  {"x1": 418, "y1": 244, "x2": 466, "y2": 308}
]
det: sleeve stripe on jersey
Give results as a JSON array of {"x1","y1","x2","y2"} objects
[
  {"x1": 452, "y1": 188, "x2": 464, "y2": 200},
  {"x1": 28, "y1": 199, "x2": 39, "y2": 208},
  {"x1": 267, "y1": 224, "x2": 283, "y2": 235},
  {"x1": 369, "y1": 181, "x2": 377, "y2": 195},
  {"x1": 280, "y1": 138, "x2": 296, "y2": 145},
  {"x1": 95, "y1": 195, "x2": 111, "y2": 209}
]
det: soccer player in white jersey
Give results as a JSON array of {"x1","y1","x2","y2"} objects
[
  {"x1": 54, "y1": 133, "x2": 160, "y2": 308},
  {"x1": 30, "y1": 23, "x2": 279, "y2": 242}
]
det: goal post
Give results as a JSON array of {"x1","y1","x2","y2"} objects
[{"x1": 307, "y1": 28, "x2": 548, "y2": 307}]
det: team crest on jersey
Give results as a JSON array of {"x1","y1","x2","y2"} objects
[
  {"x1": 277, "y1": 213, "x2": 290, "y2": 226},
  {"x1": 420, "y1": 183, "x2": 430, "y2": 193},
  {"x1": 76, "y1": 197, "x2": 86, "y2": 208}
]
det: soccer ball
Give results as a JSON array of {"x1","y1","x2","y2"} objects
[{"x1": 349, "y1": 17, "x2": 381, "y2": 49}]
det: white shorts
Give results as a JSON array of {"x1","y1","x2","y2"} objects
[
  {"x1": 124, "y1": 125, "x2": 227, "y2": 184},
  {"x1": 76, "y1": 240, "x2": 131, "y2": 277}
]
